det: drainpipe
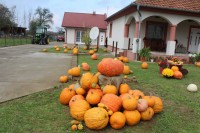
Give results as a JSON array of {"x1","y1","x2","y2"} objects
[{"x1": 136, "y1": 4, "x2": 142, "y2": 61}]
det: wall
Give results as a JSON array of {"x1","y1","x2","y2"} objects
[{"x1": 66, "y1": 28, "x2": 75, "y2": 44}]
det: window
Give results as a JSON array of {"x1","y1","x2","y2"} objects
[
  {"x1": 147, "y1": 24, "x2": 164, "y2": 39},
  {"x1": 76, "y1": 31, "x2": 85, "y2": 43},
  {"x1": 109, "y1": 23, "x2": 112, "y2": 38}
]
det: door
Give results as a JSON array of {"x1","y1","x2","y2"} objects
[
  {"x1": 99, "y1": 32, "x2": 105, "y2": 45},
  {"x1": 188, "y1": 28, "x2": 200, "y2": 53}
]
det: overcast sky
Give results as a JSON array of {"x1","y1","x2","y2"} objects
[{"x1": 0, "y1": 0, "x2": 134, "y2": 32}]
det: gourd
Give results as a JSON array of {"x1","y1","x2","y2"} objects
[{"x1": 187, "y1": 84, "x2": 198, "y2": 92}]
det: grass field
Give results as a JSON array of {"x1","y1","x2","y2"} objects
[
  {"x1": 0, "y1": 37, "x2": 32, "y2": 47},
  {"x1": 0, "y1": 49, "x2": 200, "y2": 133}
]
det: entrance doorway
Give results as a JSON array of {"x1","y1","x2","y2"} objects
[{"x1": 188, "y1": 27, "x2": 200, "y2": 53}]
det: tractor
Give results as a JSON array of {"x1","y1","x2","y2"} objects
[{"x1": 32, "y1": 26, "x2": 49, "y2": 45}]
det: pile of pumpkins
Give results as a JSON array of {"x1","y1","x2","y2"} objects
[{"x1": 59, "y1": 58, "x2": 163, "y2": 131}]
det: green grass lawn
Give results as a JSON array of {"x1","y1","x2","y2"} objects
[
  {"x1": 0, "y1": 50, "x2": 200, "y2": 133},
  {"x1": 0, "y1": 37, "x2": 32, "y2": 47}
]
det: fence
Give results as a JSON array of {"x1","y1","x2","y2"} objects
[{"x1": 0, "y1": 35, "x2": 33, "y2": 47}]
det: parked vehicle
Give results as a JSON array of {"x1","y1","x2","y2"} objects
[
  {"x1": 32, "y1": 26, "x2": 49, "y2": 45},
  {"x1": 57, "y1": 35, "x2": 65, "y2": 42}
]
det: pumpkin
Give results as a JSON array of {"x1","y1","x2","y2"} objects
[
  {"x1": 70, "y1": 100, "x2": 91, "y2": 120},
  {"x1": 123, "y1": 57, "x2": 129, "y2": 63},
  {"x1": 140, "y1": 107, "x2": 154, "y2": 120},
  {"x1": 64, "y1": 49, "x2": 68, "y2": 53},
  {"x1": 63, "y1": 44, "x2": 67, "y2": 48},
  {"x1": 69, "y1": 84, "x2": 75, "y2": 90},
  {"x1": 56, "y1": 47, "x2": 60, "y2": 51},
  {"x1": 128, "y1": 90, "x2": 145, "y2": 100},
  {"x1": 122, "y1": 96, "x2": 138, "y2": 111},
  {"x1": 187, "y1": 84, "x2": 198, "y2": 92},
  {"x1": 90, "y1": 72, "x2": 100, "y2": 88},
  {"x1": 97, "y1": 58, "x2": 124, "y2": 77},
  {"x1": 84, "y1": 107, "x2": 109, "y2": 130},
  {"x1": 77, "y1": 124, "x2": 83, "y2": 130},
  {"x1": 173, "y1": 71, "x2": 183, "y2": 79},
  {"x1": 104, "y1": 48, "x2": 107, "y2": 52},
  {"x1": 68, "y1": 67, "x2": 81, "y2": 77},
  {"x1": 110, "y1": 112, "x2": 126, "y2": 129},
  {"x1": 152, "y1": 96, "x2": 163, "y2": 113},
  {"x1": 89, "y1": 50, "x2": 95, "y2": 55},
  {"x1": 75, "y1": 87, "x2": 86, "y2": 95},
  {"x1": 141, "y1": 62, "x2": 148, "y2": 69},
  {"x1": 71, "y1": 125, "x2": 77, "y2": 131},
  {"x1": 118, "y1": 56, "x2": 124, "y2": 61},
  {"x1": 73, "y1": 48, "x2": 78, "y2": 55},
  {"x1": 119, "y1": 83, "x2": 130, "y2": 94},
  {"x1": 81, "y1": 63, "x2": 90, "y2": 71},
  {"x1": 91, "y1": 54, "x2": 98, "y2": 60},
  {"x1": 88, "y1": 89, "x2": 103, "y2": 97},
  {"x1": 123, "y1": 110, "x2": 141, "y2": 126},
  {"x1": 83, "y1": 46, "x2": 87, "y2": 50},
  {"x1": 103, "y1": 85, "x2": 117, "y2": 95},
  {"x1": 171, "y1": 66, "x2": 179, "y2": 72},
  {"x1": 195, "y1": 62, "x2": 200, "y2": 67},
  {"x1": 100, "y1": 94, "x2": 122, "y2": 112},
  {"x1": 54, "y1": 45, "x2": 58, "y2": 49},
  {"x1": 80, "y1": 72, "x2": 93, "y2": 90},
  {"x1": 59, "y1": 88, "x2": 75, "y2": 105},
  {"x1": 86, "y1": 90, "x2": 101, "y2": 105},
  {"x1": 137, "y1": 99, "x2": 148, "y2": 112},
  {"x1": 59, "y1": 75, "x2": 68, "y2": 83},
  {"x1": 43, "y1": 48, "x2": 47, "y2": 52},
  {"x1": 94, "y1": 49, "x2": 97, "y2": 52},
  {"x1": 119, "y1": 93, "x2": 133, "y2": 101},
  {"x1": 69, "y1": 95, "x2": 84, "y2": 107},
  {"x1": 143, "y1": 96, "x2": 155, "y2": 107},
  {"x1": 123, "y1": 65, "x2": 131, "y2": 75}
]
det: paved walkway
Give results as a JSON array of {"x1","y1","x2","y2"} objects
[{"x1": 0, "y1": 42, "x2": 74, "y2": 103}]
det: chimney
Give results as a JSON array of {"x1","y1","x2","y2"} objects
[{"x1": 93, "y1": 11, "x2": 96, "y2": 15}]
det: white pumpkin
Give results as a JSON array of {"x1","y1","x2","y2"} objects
[{"x1": 187, "y1": 84, "x2": 198, "y2": 92}]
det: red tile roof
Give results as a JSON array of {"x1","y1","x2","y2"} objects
[
  {"x1": 135, "y1": 0, "x2": 200, "y2": 12},
  {"x1": 62, "y1": 12, "x2": 107, "y2": 30}
]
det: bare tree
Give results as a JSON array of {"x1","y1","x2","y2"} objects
[{"x1": 23, "y1": 10, "x2": 27, "y2": 28}]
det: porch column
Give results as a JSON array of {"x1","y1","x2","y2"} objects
[
  {"x1": 132, "y1": 21, "x2": 142, "y2": 54},
  {"x1": 124, "y1": 24, "x2": 130, "y2": 50},
  {"x1": 166, "y1": 25, "x2": 177, "y2": 55},
  {"x1": 64, "y1": 28, "x2": 67, "y2": 44}
]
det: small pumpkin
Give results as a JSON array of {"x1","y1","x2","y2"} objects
[
  {"x1": 97, "y1": 58, "x2": 124, "y2": 77},
  {"x1": 86, "y1": 90, "x2": 101, "y2": 105},
  {"x1": 69, "y1": 95, "x2": 84, "y2": 107},
  {"x1": 103, "y1": 48, "x2": 107, "y2": 52},
  {"x1": 81, "y1": 63, "x2": 90, "y2": 71},
  {"x1": 90, "y1": 72, "x2": 100, "y2": 89},
  {"x1": 122, "y1": 96, "x2": 138, "y2": 111},
  {"x1": 123, "y1": 110, "x2": 141, "y2": 126},
  {"x1": 80, "y1": 72, "x2": 93, "y2": 90},
  {"x1": 71, "y1": 124, "x2": 77, "y2": 131},
  {"x1": 119, "y1": 83, "x2": 130, "y2": 94},
  {"x1": 100, "y1": 94, "x2": 122, "y2": 112},
  {"x1": 68, "y1": 67, "x2": 81, "y2": 77},
  {"x1": 83, "y1": 46, "x2": 87, "y2": 50},
  {"x1": 73, "y1": 48, "x2": 79, "y2": 55},
  {"x1": 56, "y1": 47, "x2": 60, "y2": 51},
  {"x1": 103, "y1": 85, "x2": 117, "y2": 95},
  {"x1": 89, "y1": 50, "x2": 95, "y2": 55},
  {"x1": 137, "y1": 99, "x2": 148, "y2": 112},
  {"x1": 59, "y1": 88, "x2": 75, "y2": 105},
  {"x1": 43, "y1": 48, "x2": 47, "y2": 52},
  {"x1": 123, "y1": 65, "x2": 131, "y2": 75},
  {"x1": 128, "y1": 90, "x2": 145, "y2": 100},
  {"x1": 91, "y1": 54, "x2": 98, "y2": 60},
  {"x1": 119, "y1": 93, "x2": 133, "y2": 101},
  {"x1": 141, "y1": 62, "x2": 148, "y2": 69},
  {"x1": 84, "y1": 107, "x2": 109, "y2": 130},
  {"x1": 59, "y1": 75, "x2": 68, "y2": 83},
  {"x1": 70, "y1": 100, "x2": 91, "y2": 120},
  {"x1": 123, "y1": 57, "x2": 129, "y2": 63},
  {"x1": 173, "y1": 71, "x2": 183, "y2": 79},
  {"x1": 152, "y1": 96, "x2": 163, "y2": 113},
  {"x1": 88, "y1": 89, "x2": 103, "y2": 97},
  {"x1": 75, "y1": 87, "x2": 86, "y2": 95},
  {"x1": 143, "y1": 96, "x2": 155, "y2": 107},
  {"x1": 171, "y1": 66, "x2": 179, "y2": 72},
  {"x1": 110, "y1": 112, "x2": 126, "y2": 129},
  {"x1": 195, "y1": 62, "x2": 200, "y2": 67},
  {"x1": 54, "y1": 45, "x2": 58, "y2": 49},
  {"x1": 140, "y1": 107, "x2": 154, "y2": 120},
  {"x1": 64, "y1": 49, "x2": 68, "y2": 53},
  {"x1": 118, "y1": 56, "x2": 124, "y2": 61}
]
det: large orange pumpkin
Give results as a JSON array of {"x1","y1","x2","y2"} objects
[
  {"x1": 141, "y1": 62, "x2": 148, "y2": 69},
  {"x1": 103, "y1": 85, "x2": 117, "y2": 95},
  {"x1": 122, "y1": 96, "x2": 138, "y2": 111},
  {"x1": 152, "y1": 96, "x2": 163, "y2": 113},
  {"x1": 97, "y1": 58, "x2": 124, "y2": 77},
  {"x1": 59, "y1": 88, "x2": 75, "y2": 105},
  {"x1": 140, "y1": 107, "x2": 154, "y2": 120},
  {"x1": 69, "y1": 95, "x2": 84, "y2": 107},
  {"x1": 84, "y1": 107, "x2": 109, "y2": 130},
  {"x1": 70, "y1": 100, "x2": 91, "y2": 120},
  {"x1": 173, "y1": 71, "x2": 183, "y2": 79},
  {"x1": 100, "y1": 94, "x2": 122, "y2": 112},
  {"x1": 123, "y1": 110, "x2": 141, "y2": 126},
  {"x1": 110, "y1": 112, "x2": 126, "y2": 129},
  {"x1": 86, "y1": 90, "x2": 101, "y2": 105}
]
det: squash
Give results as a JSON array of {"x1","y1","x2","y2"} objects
[
  {"x1": 137, "y1": 99, "x2": 148, "y2": 112},
  {"x1": 123, "y1": 57, "x2": 129, "y2": 63},
  {"x1": 80, "y1": 72, "x2": 93, "y2": 90},
  {"x1": 123, "y1": 110, "x2": 141, "y2": 126},
  {"x1": 97, "y1": 58, "x2": 124, "y2": 77},
  {"x1": 91, "y1": 54, "x2": 98, "y2": 60},
  {"x1": 68, "y1": 67, "x2": 81, "y2": 77},
  {"x1": 84, "y1": 107, "x2": 109, "y2": 130},
  {"x1": 173, "y1": 71, "x2": 183, "y2": 79},
  {"x1": 70, "y1": 100, "x2": 91, "y2": 120},
  {"x1": 152, "y1": 96, "x2": 163, "y2": 113},
  {"x1": 187, "y1": 84, "x2": 198, "y2": 92},
  {"x1": 59, "y1": 75, "x2": 68, "y2": 83},
  {"x1": 141, "y1": 62, "x2": 148, "y2": 69},
  {"x1": 81, "y1": 63, "x2": 90, "y2": 71},
  {"x1": 73, "y1": 47, "x2": 78, "y2": 55},
  {"x1": 123, "y1": 65, "x2": 131, "y2": 75},
  {"x1": 143, "y1": 96, "x2": 155, "y2": 107},
  {"x1": 140, "y1": 107, "x2": 154, "y2": 120},
  {"x1": 110, "y1": 112, "x2": 126, "y2": 129},
  {"x1": 59, "y1": 88, "x2": 75, "y2": 105}
]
